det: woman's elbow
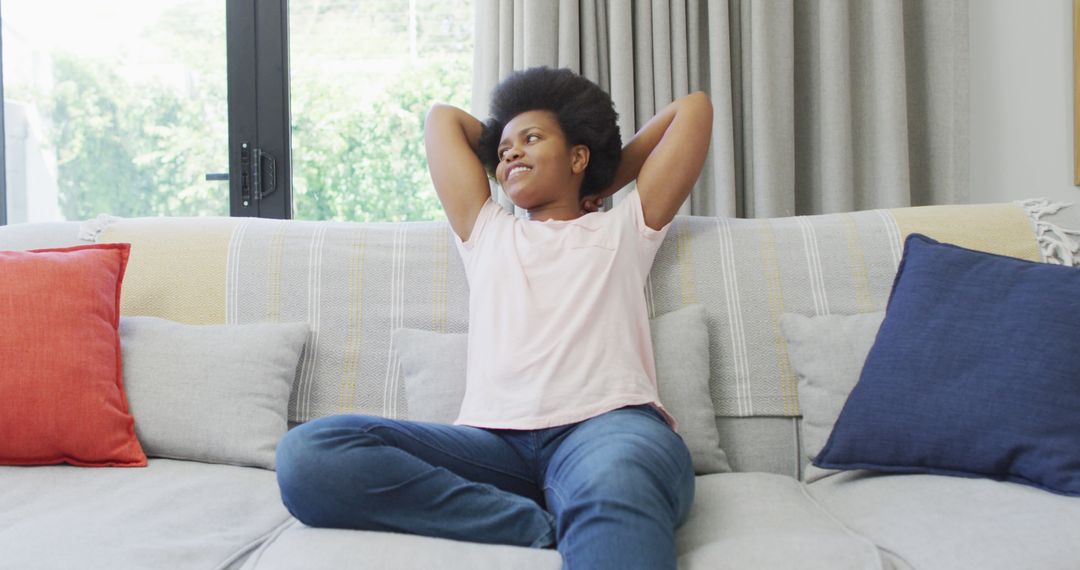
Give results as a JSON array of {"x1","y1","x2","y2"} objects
[{"x1": 424, "y1": 104, "x2": 457, "y2": 138}]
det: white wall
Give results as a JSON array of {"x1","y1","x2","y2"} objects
[
  {"x1": 969, "y1": 0, "x2": 1080, "y2": 205},
  {"x1": 3, "y1": 101, "x2": 60, "y2": 224}
]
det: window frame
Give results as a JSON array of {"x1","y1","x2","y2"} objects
[{"x1": 228, "y1": 0, "x2": 292, "y2": 220}]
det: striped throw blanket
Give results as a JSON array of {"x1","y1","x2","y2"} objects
[{"x1": 96, "y1": 202, "x2": 1042, "y2": 421}]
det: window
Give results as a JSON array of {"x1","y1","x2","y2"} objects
[
  {"x1": 1, "y1": 0, "x2": 229, "y2": 223},
  {"x1": 290, "y1": 0, "x2": 473, "y2": 222},
  {"x1": 0, "y1": 0, "x2": 473, "y2": 225}
]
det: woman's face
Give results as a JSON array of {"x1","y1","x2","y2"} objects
[{"x1": 495, "y1": 110, "x2": 587, "y2": 209}]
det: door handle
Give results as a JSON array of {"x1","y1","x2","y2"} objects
[{"x1": 238, "y1": 142, "x2": 277, "y2": 207}]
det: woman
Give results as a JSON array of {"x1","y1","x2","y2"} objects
[{"x1": 276, "y1": 66, "x2": 713, "y2": 569}]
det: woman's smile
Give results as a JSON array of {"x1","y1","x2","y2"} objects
[{"x1": 508, "y1": 165, "x2": 532, "y2": 179}]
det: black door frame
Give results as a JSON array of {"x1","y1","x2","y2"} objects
[{"x1": 228, "y1": 0, "x2": 292, "y2": 219}]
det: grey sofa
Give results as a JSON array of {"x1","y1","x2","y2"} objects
[{"x1": 2, "y1": 198, "x2": 1078, "y2": 570}]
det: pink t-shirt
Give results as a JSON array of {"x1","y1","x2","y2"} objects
[{"x1": 451, "y1": 188, "x2": 678, "y2": 431}]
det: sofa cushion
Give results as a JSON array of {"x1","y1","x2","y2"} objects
[
  {"x1": 814, "y1": 234, "x2": 1080, "y2": 496},
  {"x1": 393, "y1": 304, "x2": 731, "y2": 475},
  {"x1": 779, "y1": 311, "x2": 885, "y2": 482},
  {"x1": 807, "y1": 471, "x2": 1080, "y2": 570},
  {"x1": 238, "y1": 519, "x2": 562, "y2": 570},
  {"x1": 678, "y1": 473, "x2": 886, "y2": 569},
  {"x1": 715, "y1": 416, "x2": 801, "y2": 477},
  {"x1": 648, "y1": 304, "x2": 730, "y2": 474},
  {"x1": 393, "y1": 328, "x2": 467, "y2": 423},
  {"x1": 243, "y1": 473, "x2": 885, "y2": 570},
  {"x1": 0, "y1": 243, "x2": 146, "y2": 467},
  {"x1": 119, "y1": 316, "x2": 310, "y2": 470},
  {"x1": 0, "y1": 459, "x2": 292, "y2": 570}
]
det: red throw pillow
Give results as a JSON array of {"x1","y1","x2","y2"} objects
[{"x1": 0, "y1": 243, "x2": 146, "y2": 467}]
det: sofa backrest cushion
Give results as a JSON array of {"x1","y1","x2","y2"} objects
[{"x1": 119, "y1": 316, "x2": 309, "y2": 470}]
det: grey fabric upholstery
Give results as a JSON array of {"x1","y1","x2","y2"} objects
[
  {"x1": 239, "y1": 519, "x2": 562, "y2": 570},
  {"x1": 649, "y1": 304, "x2": 731, "y2": 473},
  {"x1": 0, "y1": 221, "x2": 85, "y2": 250},
  {"x1": 714, "y1": 416, "x2": 801, "y2": 477},
  {"x1": 394, "y1": 328, "x2": 468, "y2": 422},
  {"x1": 119, "y1": 316, "x2": 310, "y2": 470},
  {"x1": 244, "y1": 473, "x2": 888, "y2": 570},
  {"x1": 779, "y1": 311, "x2": 885, "y2": 482},
  {"x1": 0, "y1": 459, "x2": 291, "y2": 570},
  {"x1": 807, "y1": 471, "x2": 1080, "y2": 570},
  {"x1": 676, "y1": 473, "x2": 886, "y2": 569}
]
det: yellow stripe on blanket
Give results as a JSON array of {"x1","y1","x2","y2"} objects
[
  {"x1": 889, "y1": 203, "x2": 1041, "y2": 262},
  {"x1": 99, "y1": 217, "x2": 237, "y2": 324}
]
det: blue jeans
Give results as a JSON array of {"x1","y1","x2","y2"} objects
[{"x1": 275, "y1": 404, "x2": 695, "y2": 569}]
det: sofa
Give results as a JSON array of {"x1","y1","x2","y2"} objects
[{"x1": 2, "y1": 197, "x2": 1079, "y2": 570}]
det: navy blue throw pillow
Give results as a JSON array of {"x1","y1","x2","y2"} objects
[{"x1": 814, "y1": 234, "x2": 1080, "y2": 496}]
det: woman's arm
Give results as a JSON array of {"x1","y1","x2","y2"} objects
[
  {"x1": 583, "y1": 92, "x2": 713, "y2": 230},
  {"x1": 424, "y1": 103, "x2": 491, "y2": 242}
]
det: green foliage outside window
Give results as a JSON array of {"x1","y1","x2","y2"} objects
[
  {"x1": 291, "y1": 57, "x2": 471, "y2": 222},
  {"x1": 19, "y1": 15, "x2": 470, "y2": 221},
  {"x1": 33, "y1": 53, "x2": 229, "y2": 219}
]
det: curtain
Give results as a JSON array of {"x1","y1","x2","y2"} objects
[{"x1": 472, "y1": 0, "x2": 968, "y2": 218}]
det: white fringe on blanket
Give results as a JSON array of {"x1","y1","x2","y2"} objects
[
  {"x1": 77, "y1": 213, "x2": 121, "y2": 242},
  {"x1": 72, "y1": 201, "x2": 1080, "y2": 266},
  {"x1": 1017, "y1": 198, "x2": 1080, "y2": 266}
]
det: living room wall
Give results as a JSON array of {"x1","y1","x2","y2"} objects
[{"x1": 969, "y1": 0, "x2": 1080, "y2": 206}]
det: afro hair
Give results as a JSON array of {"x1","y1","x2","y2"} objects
[{"x1": 477, "y1": 67, "x2": 621, "y2": 198}]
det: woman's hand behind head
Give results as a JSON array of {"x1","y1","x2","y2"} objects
[{"x1": 579, "y1": 194, "x2": 604, "y2": 214}]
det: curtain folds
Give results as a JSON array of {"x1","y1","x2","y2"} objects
[{"x1": 472, "y1": 0, "x2": 968, "y2": 218}]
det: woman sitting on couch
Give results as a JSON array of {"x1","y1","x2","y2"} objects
[{"x1": 275, "y1": 66, "x2": 713, "y2": 570}]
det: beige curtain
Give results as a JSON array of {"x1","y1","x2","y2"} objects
[{"x1": 472, "y1": 0, "x2": 968, "y2": 218}]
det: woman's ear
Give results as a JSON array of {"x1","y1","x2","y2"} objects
[{"x1": 570, "y1": 144, "x2": 590, "y2": 175}]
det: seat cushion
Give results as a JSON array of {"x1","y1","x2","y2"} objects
[
  {"x1": 245, "y1": 473, "x2": 887, "y2": 569},
  {"x1": 0, "y1": 459, "x2": 292, "y2": 570},
  {"x1": 677, "y1": 473, "x2": 888, "y2": 569},
  {"x1": 807, "y1": 471, "x2": 1080, "y2": 570},
  {"x1": 240, "y1": 519, "x2": 563, "y2": 570}
]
